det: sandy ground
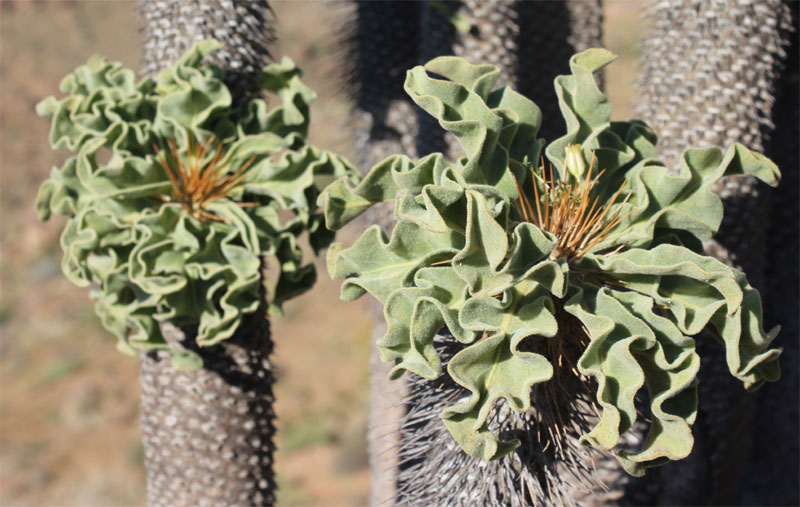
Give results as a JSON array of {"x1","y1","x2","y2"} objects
[{"x1": 0, "y1": 1, "x2": 639, "y2": 505}]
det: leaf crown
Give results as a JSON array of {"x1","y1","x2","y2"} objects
[
  {"x1": 319, "y1": 48, "x2": 782, "y2": 474},
  {"x1": 36, "y1": 40, "x2": 357, "y2": 369}
]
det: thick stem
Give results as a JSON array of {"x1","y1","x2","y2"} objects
[
  {"x1": 742, "y1": 3, "x2": 799, "y2": 505},
  {"x1": 138, "y1": 0, "x2": 274, "y2": 106},
  {"x1": 366, "y1": 316, "x2": 407, "y2": 507},
  {"x1": 395, "y1": 327, "x2": 614, "y2": 507},
  {"x1": 139, "y1": 312, "x2": 275, "y2": 507},
  {"x1": 136, "y1": 1, "x2": 276, "y2": 504}
]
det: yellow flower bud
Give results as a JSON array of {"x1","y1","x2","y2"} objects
[{"x1": 565, "y1": 144, "x2": 586, "y2": 180}]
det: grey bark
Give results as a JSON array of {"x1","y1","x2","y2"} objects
[
  {"x1": 622, "y1": 1, "x2": 797, "y2": 505},
  {"x1": 345, "y1": 1, "x2": 423, "y2": 234},
  {"x1": 135, "y1": 1, "x2": 277, "y2": 505},
  {"x1": 138, "y1": 0, "x2": 274, "y2": 105},
  {"x1": 366, "y1": 316, "x2": 407, "y2": 507},
  {"x1": 140, "y1": 314, "x2": 276, "y2": 507}
]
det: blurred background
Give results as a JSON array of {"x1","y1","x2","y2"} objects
[{"x1": 0, "y1": 1, "x2": 639, "y2": 505}]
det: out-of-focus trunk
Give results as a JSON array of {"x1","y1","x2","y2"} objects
[
  {"x1": 623, "y1": 1, "x2": 796, "y2": 505},
  {"x1": 135, "y1": 1, "x2": 276, "y2": 505}
]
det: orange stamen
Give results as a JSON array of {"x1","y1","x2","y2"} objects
[
  {"x1": 154, "y1": 136, "x2": 256, "y2": 222},
  {"x1": 513, "y1": 152, "x2": 632, "y2": 260}
]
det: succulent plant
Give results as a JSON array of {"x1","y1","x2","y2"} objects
[
  {"x1": 36, "y1": 40, "x2": 357, "y2": 369},
  {"x1": 320, "y1": 48, "x2": 782, "y2": 475}
]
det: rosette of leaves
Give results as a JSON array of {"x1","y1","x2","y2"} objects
[
  {"x1": 320, "y1": 48, "x2": 782, "y2": 475},
  {"x1": 36, "y1": 40, "x2": 357, "y2": 369}
]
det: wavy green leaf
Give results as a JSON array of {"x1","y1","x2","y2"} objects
[
  {"x1": 328, "y1": 222, "x2": 463, "y2": 303},
  {"x1": 443, "y1": 283, "x2": 557, "y2": 460},
  {"x1": 565, "y1": 285, "x2": 699, "y2": 475},
  {"x1": 583, "y1": 244, "x2": 780, "y2": 390},
  {"x1": 379, "y1": 267, "x2": 473, "y2": 380}
]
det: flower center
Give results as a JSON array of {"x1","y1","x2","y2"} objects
[
  {"x1": 155, "y1": 135, "x2": 255, "y2": 222},
  {"x1": 513, "y1": 151, "x2": 632, "y2": 261}
]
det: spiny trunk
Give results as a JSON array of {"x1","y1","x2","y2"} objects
[
  {"x1": 346, "y1": 1, "x2": 422, "y2": 168},
  {"x1": 366, "y1": 316, "x2": 407, "y2": 507},
  {"x1": 138, "y1": 0, "x2": 274, "y2": 105},
  {"x1": 140, "y1": 314, "x2": 276, "y2": 507},
  {"x1": 622, "y1": 1, "x2": 796, "y2": 505},
  {"x1": 395, "y1": 331, "x2": 623, "y2": 507},
  {"x1": 345, "y1": 0, "x2": 423, "y2": 232},
  {"x1": 136, "y1": 1, "x2": 276, "y2": 505}
]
